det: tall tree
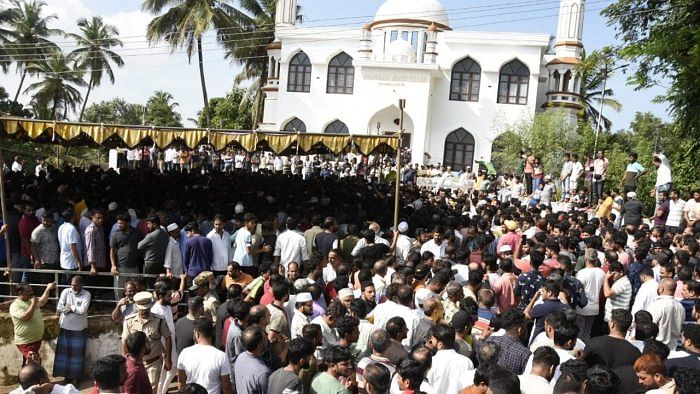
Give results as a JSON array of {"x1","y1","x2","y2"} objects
[
  {"x1": 23, "y1": 48, "x2": 85, "y2": 120},
  {"x1": 145, "y1": 90, "x2": 182, "y2": 127},
  {"x1": 223, "y1": 0, "x2": 277, "y2": 127},
  {"x1": 0, "y1": 1, "x2": 20, "y2": 72},
  {"x1": 67, "y1": 16, "x2": 124, "y2": 121},
  {"x1": 142, "y1": 0, "x2": 236, "y2": 128},
  {"x1": 578, "y1": 49, "x2": 623, "y2": 131},
  {"x1": 4, "y1": 0, "x2": 62, "y2": 102},
  {"x1": 603, "y1": 0, "x2": 700, "y2": 139}
]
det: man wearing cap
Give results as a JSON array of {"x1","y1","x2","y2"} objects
[
  {"x1": 190, "y1": 272, "x2": 220, "y2": 322},
  {"x1": 394, "y1": 221, "x2": 412, "y2": 262},
  {"x1": 497, "y1": 220, "x2": 521, "y2": 259},
  {"x1": 621, "y1": 192, "x2": 644, "y2": 229},
  {"x1": 291, "y1": 292, "x2": 313, "y2": 340},
  {"x1": 164, "y1": 223, "x2": 184, "y2": 280},
  {"x1": 122, "y1": 291, "x2": 172, "y2": 393},
  {"x1": 183, "y1": 223, "x2": 213, "y2": 280}
]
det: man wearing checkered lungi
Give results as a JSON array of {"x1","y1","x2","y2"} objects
[{"x1": 54, "y1": 276, "x2": 91, "y2": 384}]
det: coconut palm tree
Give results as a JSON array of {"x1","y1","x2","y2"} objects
[
  {"x1": 142, "y1": 0, "x2": 236, "y2": 128},
  {"x1": 4, "y1": 0, "x2": 62, "y2": 102},
  {"x1": 145, "y1": 90, "x2": 182, "y2": 126},
  {"x1": 66, "y1": 16, "x2": 125, "y2": 121},
  {"x1": 223, "y1": 0, "x2": 302, "y2": 127},
  {"x1": 23, "y1": 49, "x2": 86, "y2": 120},
  {"x1": 579, "y1": 49, "x2": 623, "y2": 131},
  {"x1": 0, "y1": 1, "x2": 20, "y2": 72}
]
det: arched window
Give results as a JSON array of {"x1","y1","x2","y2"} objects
[
  {"x1": 443, "y1": 128, "x2": 475, "y2": 170},
  {"x1": 562, "y1": 70, "x2": 572, "y2": 92},
  {"x1": 497, "y1": 59, "x2": 530, "y2": 105},
  {"x1": 450, "y1": 57, "x2": 481, "y2": 102},
  {"x1": 324, "y1": 120, "x2": 349, "y2": 134},
  {"x1": 327, "y1": 52, "x2": 355, "y2": 94},
  {"x1": 552, "y1": 70, "x2": 561, "y2": 91},
  {"x1": 283, "y1": 118, "x2": 307, "y2": 132},
  {"x1": 288, "y1": 52, "x2": 312, "y2": 93}
]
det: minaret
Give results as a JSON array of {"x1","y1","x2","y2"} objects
[
  {"x1": 545, "y1": 0, "x2": 585, "y2": 126},
  {"x1": 275, "y1": 0, "x2": 298, "y2": 27}
]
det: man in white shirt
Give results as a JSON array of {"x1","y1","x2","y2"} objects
[
  {"x1": 232, "y1": 214, "x2": 270, "y2": 276},
  {"x1": 207, "y1": 215, "x2": 232, "y2": 276},
  {"x1": 519, "y1": 346, "x2": 559, "y2": 394},
  {"x1": 273, "y1": 217, "x2": 309, "y2": 270},
  {"x1": 651, "y1": 152, "x2": 672, "y2": 213},
  {"x1": 11, "y1": 156, "x2": 23, "y2": 173},
  {"x1": 631, "y1": 267, "x2": 658, "y2": 316},
  {"x1": 178, "y1": 318, "x2": 232, "y2": 394},
  {"x1": 569, "y1": 153, "x2": 584, "y2": 195},
  {"x1": 575, "y1": 248, "x2": 606, "y2": 341},
  {"x1": 683, "y1": 188, "x2": 700, "y2": 230},
  {"x1": 592, "y1": 150, "x2": 609, "y2": 205},
  {"x1": 11, "y1": 363, "x2": 80, "y2": 394},
  {"x1": 665, "y1": 190, "x2": 685, "y2": 232},
  {"x1": 394, "y1": 221, "x2": 412, "y2": 263},
  {"x1": 560, "y1": 153, "x2": 573, "y2": 200},
  {"x1": 351, "y1": 222, "x2": 390, "y2": 257},
  {"x1": 164, "y1": 223, "x2": 184, "y2": 278},
  {"x1": 420, "y1": 225, "x2": 447, "y2": 259},
  {"x1": 152, "y1": 282, "x2": 179, "y2": 394},
  {"x1": 648, "y1": 278, "x2": 685, "y2": 349},
  {"x1": 58, "y1": 208, "x2": 83, "y2": 284},
  {"x1": 425, "y1": 324, "x2": 474, "y2": 393}
]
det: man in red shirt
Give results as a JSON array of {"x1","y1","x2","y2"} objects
[
  {"x1": 18, "y1": 202, "x2": 39, "y2": 283},
  {"x1": 123, "y1": 331, "x2": 152, "y2": 394}
]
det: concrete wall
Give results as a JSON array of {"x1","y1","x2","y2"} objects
[{"x1": 0, "y1": 312, "x2": 121, "y2": 386}]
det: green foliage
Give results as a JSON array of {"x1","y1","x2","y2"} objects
[
  {"x1": 82, "y1": 98, "x2": 144, "y2": 125},
  {"x1": 0, "y1": 85, "x2": 32, "y2": 116},
  {"x1": 603, "y1": 0, "x2": 700, "y2": 140},
  {"x1": 196, "y1": 87, "x2": 253, "y2": 130},
  {"x1": 579, "y1": 48, "x2": 623, "y2": 131},
  {"x1": 22, "y1": 48, "x2": 86, "y2": 120},
  {"x1": 66, "y1": 15, "x2": 125, "y2": 121},
  {"x1": 492, "y1": 110, "x2": 580, "y2": 176},
  {"x1": 145, "y1": 90, "x2": 182, "y2": 127}
]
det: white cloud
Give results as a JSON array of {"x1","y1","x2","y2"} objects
[{"x1": 5, "y1": 0, "x2": 239, "y2": 126}]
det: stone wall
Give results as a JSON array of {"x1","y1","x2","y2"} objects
[{"x1": 0, "y1": 312, "x2": 121, "y2": 386}]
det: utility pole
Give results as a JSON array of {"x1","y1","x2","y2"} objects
[{"x1": 393, "y1": 99, "x2": 405, "y2": 234}]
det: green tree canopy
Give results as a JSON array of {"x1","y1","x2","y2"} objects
[
  {"x1": 145, "y1": 90, "x2": 182, "y2": 127},
  {"x1": 196, "y1": 87, "x2": 253, "y2": 130},
  {"x1": 603, "y1": 0, "x2": 700, "y2": 139},
  {"x1": 82, "y1": 98, "x2": 144, "y2": 125}
]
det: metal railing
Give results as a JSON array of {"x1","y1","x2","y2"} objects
[{"x1": 1, "y1": 268, "x2": 159, "y2": 304}]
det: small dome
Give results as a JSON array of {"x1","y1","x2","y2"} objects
[
  {"x1": 387, "y1": 38, "x2": 416, "y2": 63},
  {"x1": 374, "y1": 0, "x2": 450, "y2": 27}
]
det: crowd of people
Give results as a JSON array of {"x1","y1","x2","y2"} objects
[{"x1": 1, "y1": 145, "x2": 700, "y2": 394}]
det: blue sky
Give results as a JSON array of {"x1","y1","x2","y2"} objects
[{"x1": 4, "y1": 0, "x2": 669, "y2": 129}]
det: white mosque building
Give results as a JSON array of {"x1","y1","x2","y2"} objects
[{"x1": 260, "y1": 0, "x2": 586, "y2": 167}]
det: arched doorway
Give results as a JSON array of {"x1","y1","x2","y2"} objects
[
  {"x1": 367, "y1": 105, "x2": 414, "y2": 148},
  {"x1": 443, "y1": 128, "x2": 475, "y2": 170}
]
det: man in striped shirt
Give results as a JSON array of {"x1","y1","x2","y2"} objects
[{"x1": 603, "y1": 262, "x2": 632, "y2": 323}]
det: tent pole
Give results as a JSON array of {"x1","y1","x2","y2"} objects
[
  {"x1": 0, "y1": 148, "x2": 13, "y2": 283},
  {"x1": 393, "y1": 99, "x2": 405, "y2": 237}
]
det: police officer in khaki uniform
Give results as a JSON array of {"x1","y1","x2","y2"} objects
[{"x1": 122, "y1": 291, "x2": 172, "y2": 393}]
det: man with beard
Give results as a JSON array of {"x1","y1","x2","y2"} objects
[
  {"x1": 291, "y1": 292, "x2": 314, "y2": 340},
  {"x1": 110, "y1": 214, "x2": 140, "y2": 299},
  {"x1": 137, "y1": 215, "x2": 169, "y2": 286}
]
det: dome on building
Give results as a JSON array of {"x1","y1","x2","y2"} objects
[
  {"x1": 374, "y1": 0, "x2": 450, "y2": 28},
  {"x1": 387, "y1": 37, "x2": 416, "y2": 63}
]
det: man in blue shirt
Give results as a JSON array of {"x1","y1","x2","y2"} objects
[{"x1": 622, "y1": 152, "x2": 647, "y2": 193}]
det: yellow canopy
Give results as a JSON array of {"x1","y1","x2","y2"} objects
[{"x1": 0, "y1": 117, "x2": 399, "y2": 155}]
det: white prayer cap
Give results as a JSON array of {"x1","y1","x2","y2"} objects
[
  {"x1": 235, "y1": 203, "x2": 245, "y2": 214},
  {"x1": 166, "y1": 223, "x2": 179, "y2": 232},
  {"x1": 108, "y1": 202, "x2": 118, "y2": 211},
  {"x1": 295, "y1": 292, "x2": 312, "y2": 303},
  {"x1": 398, "y1": 221, "x2": 409, "y2": 233}
]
